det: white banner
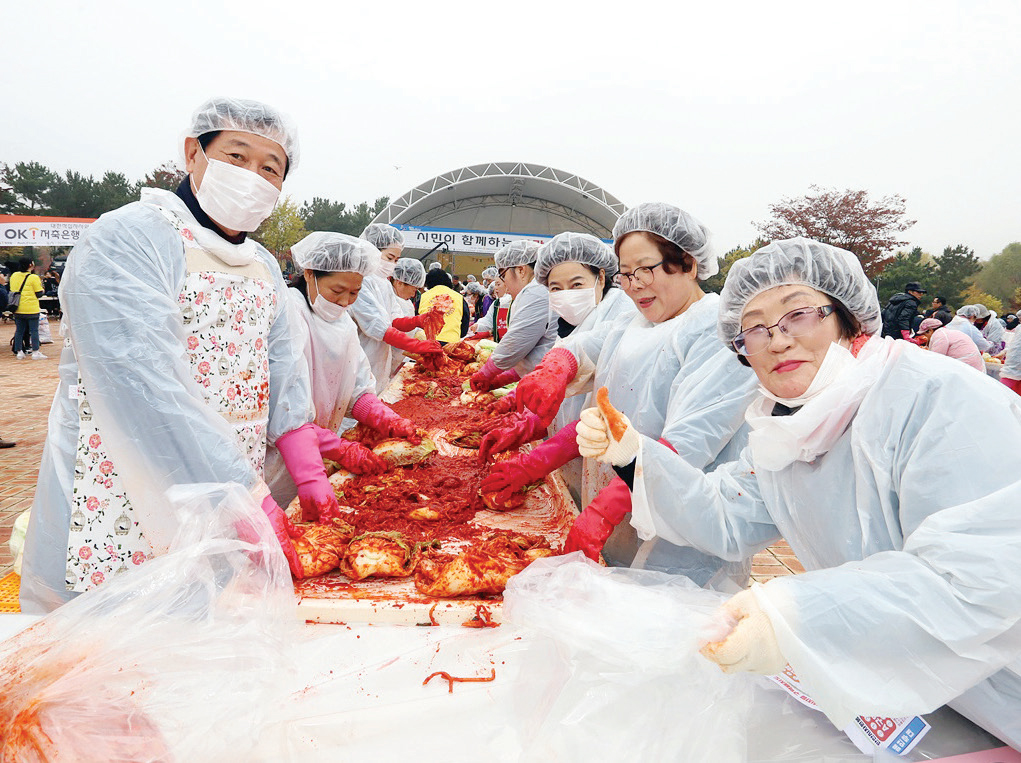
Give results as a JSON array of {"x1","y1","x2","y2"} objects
[
  {"x1": 396, "y1": 225, "x2": 552, "y2": 255},
  {"x1": 0, "y1": 218, "x2": 94, "y2": 247}
]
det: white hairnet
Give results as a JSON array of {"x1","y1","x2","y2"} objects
[
  {"x1": 360, "y1": 223, "x2": 405, "y2": 252},
  {"x1": 291, "y1": 231, "x2": 381, "y2": 276},
  {"x1": 974, "y1": 304, "x2": 992, "y2": 319},
  {"x1": 958, "y1": 305, "x2": 981, "y2": 318},
  {"x1": 534, "y1": 232, "x2": 619, "y2": 286},
  {"x1": 392, "y1": 257, "x2": 425, "y2": 288},
  {"x1": 717, "y1": 236, "x2": 882, "y2": 347},
  {"x1": 494, "y1": 240, "x2": 540, "y2": 269},
  {"x1": 482, "y1": 266, "x2": 499, "y2": 281},
  {"x1": 428, "y1": 261, "x2": 443, "y2": 271},
  {"x1": 612, "y1": 202, "x2": 718, "y2": 279},
  {"x1": 466, "y1": 274, "x2": 477, "y2": 282},
  {"x1": 185, "y1": 96, "x2": 300, "y2": 172},
  {"x1": 465, "y1": 282, "x2": 486, "y2": 296}
]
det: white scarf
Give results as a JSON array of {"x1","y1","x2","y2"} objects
[{"x1": 745, "y1": 335, "x2": 902, "y2": 471}]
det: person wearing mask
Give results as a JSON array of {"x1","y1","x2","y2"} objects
[
  {"x1": 948, "y1": 305, "x2": 993, "y2": 353},
  {"x1": 386, "y1": 257, "x2": 428, "y2": 376},
  {"x1": 10, "y1": 258, "x2": 46, "y2": 359},
  {"x1": 480, "y1": 266, "x2": 498, "y2": 313},
  {"x1": 464, "y1": 281, "x2": 486, "y2": 323},
  {"x1": 480, "y1": 232, "x2": 636, "y2": 503},
  {"x1": 880, "y1": 281, "x2": 925, "y2": 340},
  {"x1": 418, "y1": 268, "x2": 469, "y2": 343},
  {"x1": 914, "y1": 317, "x2": 983, "y2": 371},
  {"x1": 975, "y1": 305, "x2": 1005, "y2": 353},
  {"x1": 264, "y1": 232, "x2": 422, "y2": 514},
  {"x1": 469, "y1": 241, "x2": 557, "y2": 391},
  {"x1": 579, "y1": 237, "x2": 1021, "y2": 747},
  {"x1": 490, "y1": 204, "x2": 757, "y2": 587},
  {"x1": 20, "y1": 97, "x2": 336, "y2": 612},
  {"x1": 350, "y1": 224, "x2": 444, "y2": 393},
  {"x1": 1003, "y1": 312, "x2": 1020, "y2": 340},
  {"x1": 472, "y1": 271, "x2": 511, "y2": 340}
]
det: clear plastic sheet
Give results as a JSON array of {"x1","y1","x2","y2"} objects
[{"x1": 0, "y1": 483, "x2": 298, "y2": 762}]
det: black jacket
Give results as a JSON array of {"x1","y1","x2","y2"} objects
[{"x1": 881, "y1": 292, "x2": 920, "y2": 337}]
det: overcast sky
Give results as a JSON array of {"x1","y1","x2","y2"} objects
[{"x1": 6, "y1": 0, "x2": 1019, "y2": 258}]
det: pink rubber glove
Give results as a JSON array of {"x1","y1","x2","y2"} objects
[
  {"x1": 486, "y1": 390, "x2": 517, "y2": 416},
  {"x1": 562, "y1": 478, "x2": 632, "y2": 561},
  {"x1": 383, "y1": 326, "x2": 444, "y2": 357},
  {"x1": 480, "y1": 421, "x2": 580, "y2": 504},
  {"x1": 260, "y1": 493, "x2": 305, "y2": 578},
  {"x1": 313, "y1": 424, "x2": 387, "y2": 475},
  {"x1": 466, "y1": 331, "x2": 492, "y2": 341},
  {"x1": 276, "y1": 423, "x2": 340, "y2": 523},
  {"x1": 391, "y1": 309, "x2": 441, "y2": 333},
  {"x1": 1002, "y1": 377, "x2": 1021, "y2": 396},
  {"x1": 470, "y1": 358, "x2": 501, "y2": 391},
  {"x1": 351, "y1": 393, "x2": 421, "y2": 442},
  {"x1": 490, "y1": 368, "x2": 521, "y2": 389},
  {"x1": 515, "y1": 348, "x2": 579, "y2": 426},
  {"x1": 478, "y1": 411, "x2": 549, "y2": 463}
]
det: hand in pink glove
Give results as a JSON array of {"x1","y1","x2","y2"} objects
[
  {"x1": 261, "y1": 493, "x2": 305, "y2": 578},
  {"x1": 480, "y1": 422, "x2": 580, "y2": 504},
  {"x1": 563, "y1": 478, "x2": 632, "y2": 561},
  {"x1": 470, "y1": 358, "x2": 502, "y2": 392},
  {"x1": 490, "y1": 368, "x2": 521, "y2": 389},
  {"x1": 391, "y1": 309, "x2": 442, "y2": 333},
  {"x1": 383, "y1": 326, "x2": 443, "y2": 357},
  {"x1": 515, "y1": 348, "x2": 579, "y2": 426},
  {"x1": 478, "y1": 411, "x2": 548, "y2": 463},
  {"x1": 486, "y1": 391, "x2": 517, "y2": 417},
  {"x1": 313, "y1": 424, "x2": 387, "y2": 475},
  {"x1": 276, "y1": 422, "x2": 340, "y2": 524},
  {"x1": 351, "y1": 393, "x2": 421, "y2": 443}
]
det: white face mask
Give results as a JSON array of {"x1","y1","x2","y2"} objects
[
  {"x1": 549, "y1": 287, "x2": 598, "y2": 326},
  {"x1": 376, "y1": 259, "x2": 397, "y2": 279},
  {"x1": 193, "y1": 150, "x2": 281, "y2": 232},
  {"x1": 311, "y1": 277, "x2": 348, "y2": 322}
]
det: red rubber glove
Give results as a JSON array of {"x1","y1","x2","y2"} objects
[
  {"x1": 480, "y1": 421, "x2": 580, "y2": 504},
  {"x1": 351, "y1": 393, "x2": 420, "y2": 442},
  {"x1": 261, "y1": 493, "x2": 305, "y2": 578},
  {"x1": 490, "y1": 368, "x2": 521, "y2": 389},
  {"x1": 276, "y1": 423, "x2": 341, "y2": 523},
  {"x1": 313, "y1": 424, "x2": 387, "y2": 475},
  {"x1": 470, "y1": 358, "x2": 501, "y2": 391},
  {"x1": 383, "y1": 326, "x2": 443, "y2": 357},
  {"x1": 515, "y1": 348, "x2": 579, "y2": 426},
  {"x1": 562, "y1": 478, "x2": 632, "y2": 561},
  {"x1": 478, "y1": 411, "x2": 549, "y2": 463},
  {"x1": 466, "y1": 331, "x2": 492, "y2": 341},
  {"x1": 391, "y1": 308, "x2": 442, "y2": 333},
  {"x1": 1002, "y1": 377, "x2": 1021, "y2": 396},
  {"x1": 486, "y1": 390, "x2": 517, "y2": 416}
]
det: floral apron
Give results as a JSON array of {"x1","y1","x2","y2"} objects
[{"x1": 65, "y1": 207, "x2": 277, "y2": 593}]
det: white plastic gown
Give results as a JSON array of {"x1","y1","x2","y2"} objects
[
  {"x1": 550, "y1": 288, "x2": 637, "y2": 502},
  {"x1": 488, "y1": 279, "x2": 558, "y2": 376},
  {"x1": 982, "y1": 313, "x2": 1005, "y2": 351},
  {"x1": 20, "y1": 188, "x2": 312, "y2": 613},
  {"x1": 1003, "y1": 330, "x2": 1021, "y2": 381},
  {"x1": 265, "y1": 289, "x2": 376, "y2": 508},
  {"x1": 389, "y1": 288, "x2": 417, "y2": 377},
  {"x1": 557, "y1": 292, "x2": 758, "y2": 588},
  {"x1": 947, "y1": 315, "x2": 991, "y2": 353},
  {"x1": 627, "y1": 342, "x2": 1021, "y2": 746},
  {"x1": 348, "y1": 272, "x2": 399, "y2": 394}
]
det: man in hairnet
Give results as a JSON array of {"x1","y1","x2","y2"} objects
[
  {"x1": 20, "y1": 97, "x2": 332, "y2": 612},
  {"x1": 469, "y1": 240, "x2": 558, "y2": 391}
]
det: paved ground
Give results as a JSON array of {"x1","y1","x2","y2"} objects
[{"x1": 0, "y1": 318, "x2": 800, "y2": 583}]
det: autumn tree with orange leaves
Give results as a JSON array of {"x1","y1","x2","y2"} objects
[{"x1": 753, "y1": 186, "x2": 915, "y2": 279}]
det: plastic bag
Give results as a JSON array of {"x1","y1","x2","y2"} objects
[
  {"x1": 8, "y1": 510, "x2": 29, "y2": 576},
  {"x1": 37, "y1": 311, "x2": 52, "y2": 344},
  {"x1": 0, "y1": 483, "x2": 298, "y2": 762},
  {"x1": 502, "y1": 554, "x2": 759, "y2": 761}
]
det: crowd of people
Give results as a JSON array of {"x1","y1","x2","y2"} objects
[{"x1": 12, "y1": 96, "x2": 1021, "y2": 748}]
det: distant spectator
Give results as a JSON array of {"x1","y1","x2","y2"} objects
[
  {"x1": 923, "y1": 295, "x2": 953, "y2": 325},
  {"x1": 881, "y1": 281, "x2": 926, "y2": 340},
  {"x1": 10, "y1": 258, "x2": 46, "y2": 359},
  {"x1": 43, "y1": 266, "x2": 61, "y2": 297},
  {"x1": 915, "y1": 317, "x2": 984, "y2": 371}
]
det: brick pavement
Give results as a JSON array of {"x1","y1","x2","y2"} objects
[{"x1": 0, "y1": 318, "x2": 801, "y2": 583}]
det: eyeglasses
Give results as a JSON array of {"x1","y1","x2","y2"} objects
[
  {"x1": 497, "y1": 267, "x2": 511, "y2": 280},
  {"x1": 615, "y1": 260, "x2": 664, "y2": 288},
  {"x1": 732, "y1": 305, "x2": 835, "y2": 356}
]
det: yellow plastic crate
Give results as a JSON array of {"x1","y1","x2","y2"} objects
[{"x1": 0, "y1": 571, "x2": 21, "y2": 613}]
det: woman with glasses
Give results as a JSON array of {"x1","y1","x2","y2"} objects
[
  {"x1": 485, "y1": 203, "x2": 758, "y2": 588},
  {"x1": 469, "y1": 240, "x2": 559, "y2": 391},
  {"x1": 576, "y1": 237, "x2": 1021, "y2": 746}
]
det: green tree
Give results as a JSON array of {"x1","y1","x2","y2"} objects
[
  {"x1": 972, "y1": 242, "x2": 1021, "y2": 308},
  {"x1": 93, "y1": 171, "x2": 139, "y2": 214},
  {"x1": 252, "y1": 195, "x2": 308, "y2": 267},
  {"x1": 875, "y1": 247, "x2": 935, "y2": 305},
  {"x1": 961, "y1": 285, "x2": 1004, "y2": 315},
  {"x1": 928, "y1": 244, "x2": 981, "y2": 309},
  {"x1": 2, "y1": 161, "x2": 58, "y2": 213},
  {"x1": 44, "y1": 170, "x2": 99, "y2": 217},
  {"x1": 142, "y1": 161, "x2": 187, "y2": 191},
  {"x1": 754, "y1": 185, "x2": 915, "y2": 279},
  {"x1": 299, "y1": 196, "x2": 390, "y2": 236},
  {"x1": 701, "y1": 242, "x2": 764, "y2": 294}
]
